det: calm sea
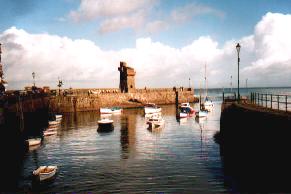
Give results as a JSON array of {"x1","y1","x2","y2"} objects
[{"x1": 9, "y1": 87, "x2": 291, "y2": 193}]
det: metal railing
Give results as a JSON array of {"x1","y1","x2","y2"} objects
[
  {"x1": 250, "y1": 92, "x2": 291, "y2": 112},
  {"x1": 222, "y1": 92, "x2": 237, "y2": 102}
]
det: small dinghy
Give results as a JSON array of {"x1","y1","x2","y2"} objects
[
  {"x1": 100, "y1": 107, "x2": 123, "y2": 114},
  {"x1": 47, "y1": 125, "x2": 59, "y2": 130},
  {"x1": 55, "y1": 114, "x2": 62, "y2": 119},
  {"x1": 43, "y1": 130, "x2": 57, "y2": 136},
  {"x1": 49, "y1": 120, "x2": 60, "y2": 125},
  {"x1": 33, "y1": 166, "x2": 58, "y2": 182},
  {"x1": 26, "y1": 138, "x2": 42, "y2": 146}
]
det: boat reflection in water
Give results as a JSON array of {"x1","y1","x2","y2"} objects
[
  {"x1": 178, "y1": 117, "x2": 188, "y2": 124},
  {"x1": 147, "y1": 125, "x2": 163, "y2": 134},
  {"x1": 195, "y1": 116, "x2": 206, "y2": 124},
  {"x1": 97, "y1": 123, "x2": 114, "y2": 133}
]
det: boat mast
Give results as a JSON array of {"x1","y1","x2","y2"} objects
[
  {"x1": 199, "y1": 81, "x2": 202, "y2": 110},
  {"x1": 204, "y1": 63, "x2": 207, "y2": 98}
]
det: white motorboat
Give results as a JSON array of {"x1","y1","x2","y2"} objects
[
  {"x1": 26, "y1": 138, "x2": 42, "y2": 146},
  {"x1": 179, "y1": 102, "x2": 195, "y2": 118},
  {"x1": 144, "y1": 103, "x2": 162, "y2": 114},
  {"x1": 33, "y1": 166, "x2": 58, "y2": 182},
  {"x1": 100, "y1": 107, "x2": 122, "y2": 114},
  {"x1": 179, "y1": 112, "x2": 188, "y2": 118}
]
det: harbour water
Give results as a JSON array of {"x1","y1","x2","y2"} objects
[
  {"x1": 16, "y1": 102, "x2": 223, "y2": 193},
  {"x1": 7, "y1": 87, "x2": 291, "y2": 193}
]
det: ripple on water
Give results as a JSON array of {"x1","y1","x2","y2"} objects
[{"x1": 19, "y1": 104, "x2": 226, "y2": 193}]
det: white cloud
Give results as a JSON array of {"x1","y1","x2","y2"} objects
[
  {"x1": 68, "y1": 0, "x2": 223, "y2": 35},
  {"x1": 69, "y1": 0, "x2": 155, "y2": 22},
  {"x1": 99, "y1": 10, "x2": 146, "y2": 34},
  {"x1": 1, "y1": 12, "x2": 291, "y2": 89},
  {"x1": 145, "y1": 20, "x2": 169, "y2": 34},
  {"x1": 242, "y1": 12, "x2": 291, "y2": 86},
  {"x1": 171, "y1": 3, "x2": 225, "y2": 23}
]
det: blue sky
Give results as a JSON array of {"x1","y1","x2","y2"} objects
[
  {"x1": 0, "y1": 0, "x2": 291, "y2": 89},
  {"x1": 1, "y1": 0, "x2": 290, "y2": 49}
]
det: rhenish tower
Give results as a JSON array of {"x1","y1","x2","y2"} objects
[{"x1": 118, "y1": 61, "x2": 136, "y2": 93}]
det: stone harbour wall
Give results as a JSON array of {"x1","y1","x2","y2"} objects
[{"x1": 49, "y1": 90, "x2": 198, "y2": 113}]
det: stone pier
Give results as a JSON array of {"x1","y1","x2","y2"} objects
[{"x1": 49, "y1": 88, "x2": 198, "y2": 113}]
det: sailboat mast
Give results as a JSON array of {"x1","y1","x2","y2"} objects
[{"x1": 204, "y1": 63, "x2": 207, "y2": 98}]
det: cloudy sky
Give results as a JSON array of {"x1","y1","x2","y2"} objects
[{"x1": 0, "y1": 0, "x2": 291, "y2": 90}]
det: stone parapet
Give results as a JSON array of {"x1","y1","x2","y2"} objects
[{"x1": 50, "y1": 90, "x2": 197, "y2": 113}]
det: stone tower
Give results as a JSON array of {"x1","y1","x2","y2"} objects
[{"x1": 118, "y1": 61, "x2": 136, "y2": 93}]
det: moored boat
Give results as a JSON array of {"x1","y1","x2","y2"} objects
[
  {"x1": 49, "y1": 120, "x2": 61, "y2": 125},
  {"x1": 97, "y1": 118, "x2": 114, "y2": 132},
  {"x1": 179, "y1": 112, "x2": 188, "y2": 118},
  {"x1": 98, "y1": 118, "x2": 114, "y2": 126},
  {"x1": 43, "y1": 130, "x2": 57, "y2": 136},
  {"x1": 100, "y1": 107, "x2": 122, "y2": 114},
  {"x1": 55, "y1": 114, "x2": 62, "y2": 119},
  {"x1": 26, "y1": 138, "x2": 42, "y2": 146},
  {"x1": 202, "y1": 97, "x2": 214, "y2": 112},
  {"x1": 179, "y1": 102, "x2": 195, "y2": 118},
  {"x1": 144, "y1": 103, "x2": 162, "y2": 114},
  {"x1": 33, "y1": 166, "x2": 58, "y2": 182},
  {"x1": 47, "y1": 125, "x2": 59, "y2": 130}
]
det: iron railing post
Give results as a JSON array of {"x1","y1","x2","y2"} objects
[
  {"x1": 286, "y1": 95, "x2": 288, "y2": 112},
  {"x1": 271, "y1": 94, "x2": 273, "y2": 109},
  {"x1": 277, "y1": 95, "x2": 279, "y2": 110}
]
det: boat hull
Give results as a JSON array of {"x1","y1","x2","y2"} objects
[
  {"x1": 49, "y1": 121, "x2": 61, "y2": 125},
  {"x1": 27, "y1": 138, "x2": 41, "y2": 146},
  {"x1": 43, "y1": 131, "x2": 57, "y2": 136},
  {"x1": 100, "y1": 108, "x2": 122, "y2": 114},
  {"x1": 33, "y1": 166, "x2": 57, "y2": 182},
  {"x1": 144, "y1": 107, "x2": 162, "y2": 114}
]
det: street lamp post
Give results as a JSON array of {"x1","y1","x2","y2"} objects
[
  {"x1": 230, "y1": 75, "x2": 232, "y2": 93},
  {"x1": 236, "y1": 43, "x2": 241, "y2": 102},
  {"x1": 32, "y1": 72, "x2": 35, "y2": 87},
  {"x1": 57, "y1": 77, "x2": 63, "y2": 95},
  {"x1": 246, "y1": 78, "x2": 248, "y2": 90},
  {"x1": 189, "y1": 78, "x2": 190, "y2": 88}
]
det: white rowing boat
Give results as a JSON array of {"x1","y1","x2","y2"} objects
[{"x1": 33, "y1": 166, "x2": 58, "y2": 182}]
